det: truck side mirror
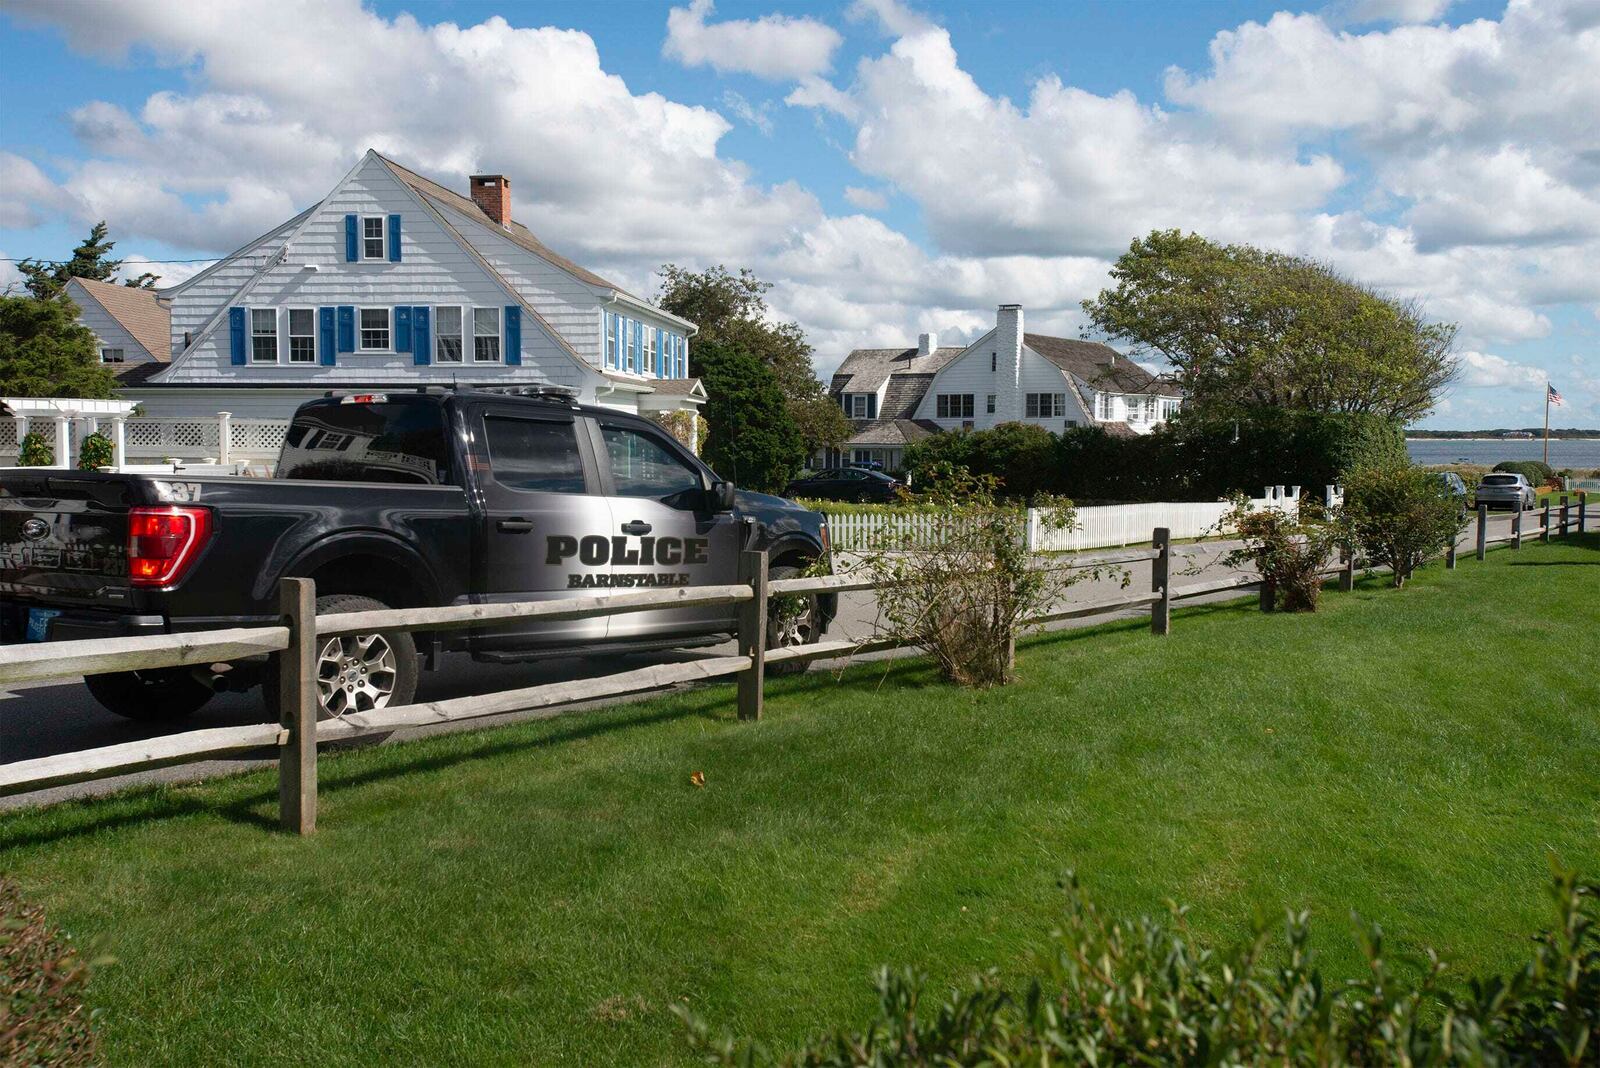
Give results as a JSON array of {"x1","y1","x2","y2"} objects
[{"x1": 709, "y1": 480, "x2": 736, "y2": 512}]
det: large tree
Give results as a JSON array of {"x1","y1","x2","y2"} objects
[
  {"x1": 657, "y1": 265, "x2": 850, "y2": 456},
  {"x1": 0, "y1": 295, "x2": 118, "y2": 399},
  {"x1": 1081, "y1": 230, "x2": 1457, "y2": 423},
  {"x1": 692, "y1": 338, "x2": 807, "y2": 493},
  {"x1": 15, "y1": 221, "x2": 160, "y2": 299}
]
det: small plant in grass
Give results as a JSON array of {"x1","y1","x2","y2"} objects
[
  {"x1": 855, "y1": 464, "x2": 1120, "y2": 687},
  {"x1": 76, "y1": 431, "x2": 113, "y2": 470},
  {"x1": 17, "y1": 431, "x2": 53, "y2": 467},
  {"x1": 1343, "y1": 461, "x2": 1467, "y2": 588},
  {"x1": 679, "y1": 862, "x2": 1599, "y2": 1066},
  {"x1": 1, "y1": 879, "x2": 101, "y2": 1067},
  {"x1": 1216, "y1": 494, "x2": 1343, "y2": 611}
]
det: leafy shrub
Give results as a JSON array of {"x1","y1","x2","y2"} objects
[
  {"x1": 679, "y1": 864, "x2": 1599, "y2": 1066},
  {"x1": 1217, "y1": 496, "x2": 1342, "y2": 611},
  {"x1": 76, "y1": 431, "x2": 113, "y2": 470},
  {"x1": 1, "y1": 878, "x2": 100, "y2": 1067},
  {"x1": 17, "y1": 431, "x2": 53, "y2": 467},
  {"x1": 1343, "y1": 461, "x2": 1466, "y2": 587},
  {"x1": 1494, "y1": 459, "x2": 1556, "y2": 487}
]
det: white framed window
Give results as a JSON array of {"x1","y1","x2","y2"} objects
[
  {"x1": 936, "y1": 394, "x2": 974, "y2": 419},
  {"x1": 361, "y1": 216, "x2": 386, "y2": 260},
  {"x1": 359, "y1": 307, "x2": 391, "y2": 351},
  {"x1": 844, "y1": 394, "x2": 871, "y2": 419},
  {"x1": 1025, "y1": 393, "x2": 1065, "y2": 418},
  {"x1": 604, "y1": 313, "x2": 617, "y2": 368},
  {"x1": 1160, "y1": 398, "x2": 1180, "y2": 420},
  {"x1": 100, "y1": 347, "x2": 125, "y2": 364},
  {"x1": 624, "y1": 321, "x2": 636, "y2": 370},
  {"x1": 250, "y1": 308, "x2": 278, "y2": 362},
  {"x1": 1095, "y1": 393, "x2": 1114, "y2": 420},
  {"x1": 645, "y1": 326, "x2": 658, "y2": 375},
  {"x1": 287, "y1": 308, "x2": 316, "y2": 363},
  {"x1": 436, "y1": 306, "x2": 464, "y2": 363},
  {"x1": 1128, "y1": 396, "x2": 1153, "y2": 422},
  {"x1": 986, "y1": 394, "x2": 996, "y2": 414},
  {"x1": 473, "y1": 306, "x2": 501, "y2": 362}
]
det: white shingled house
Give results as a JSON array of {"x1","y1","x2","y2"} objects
[
  {"x1": 113, "y1": 149, "x2": 706, "y2": 433},
  {"x1": 822, "y1": 304, "x2": 1183, "y2": 471}
]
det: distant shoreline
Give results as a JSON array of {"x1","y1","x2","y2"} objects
[{"x1": 1406, "y1": 436, "x2": 1600, "y2": 442}]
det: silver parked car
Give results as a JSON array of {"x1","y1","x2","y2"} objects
[{"x1": 1474, "y1": 472, "x2": 1537, "y2": 510}]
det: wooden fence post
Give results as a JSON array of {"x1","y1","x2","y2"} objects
[
  {"x1": 1339, "y1": 546, "x2": 1355, "y2": 592},
  {"x1": 1512, "y1": 506, "x2": 1523, "y2": 549},
  {"x1": 736, "y1": 549, "x2": 768, "y2": 722},
  {"x1": 1446, "y1": 534, "x2": 1457, "y2": 569},
  {"x1": 1580, "y1": 492, "x2": 1588, "y2": 534},
  {"x1": 1559, "y1": 495, "x2": 1569, "y2": 537},
  {"x1": 277, "y1": 577, "x2": 318, "y2": 835},
  {"x1": 1151, "y1": 527, "x2": 1171, "y2": 636},
  {"x1": 1541, "y1": 501, "x2": 1551, "y2": 544},
  {"x1": 1475, "y1": 504, "x2": 1488, "y2": 561},
  {"x1": 1259, "y1": 577, "x2": 1276, "y2": 612}
]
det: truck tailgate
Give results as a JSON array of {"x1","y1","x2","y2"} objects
[{"x1": 0, "y1": 472, "x2": 137, "y2": 609}]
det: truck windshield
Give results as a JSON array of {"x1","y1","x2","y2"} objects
[{"x1": 276, "y1": 400, "x2": 452, "y2": 485}]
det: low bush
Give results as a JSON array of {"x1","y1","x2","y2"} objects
[
  {"x1": 680, "y1": 864, "x2": 1599, "y2": 1067},
  {"x1": 1343, "y1": 461, "x2": 1466, "y2": 587},
  {"x1": 1, "y1": 879, "x2": 99, "y2": 1067},
  {"x1": 76, "y1": 431, "x2": 113, "y2": 470},
  {"x1": 16, "y1": 431, "x2": 53, "y2": 467},
  {"x1": 1217, "y1": 496, "x2": 1342, "y2": 611},
  {"x1": 1494, "y1": 459, "x2": 1556, "y2": 486}
]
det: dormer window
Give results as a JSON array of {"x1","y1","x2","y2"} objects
[
  {"x1": 842, "y1": 393, "x2": 876, "y2": 419},
  {"x1": 361, "y1": 216, "x2": 386, "y2": 260}
]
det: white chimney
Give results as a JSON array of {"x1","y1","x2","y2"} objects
[
  {"x1": 917, "y1": 332, "x2": 937, "y2": 357},
  {"x1": 994, "y1": 304, "x2": 1024, "y2": 423}
]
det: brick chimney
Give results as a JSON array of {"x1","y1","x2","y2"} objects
[
  {"x1": 470, "y1": 174, "x2": 511, "y2": 228},
  {"x1": 917, "y1": 332, "x2": 937, "y2": 357},
  {"x1": 994, "y1": 304, "x2": 1024, "y2": 423}
]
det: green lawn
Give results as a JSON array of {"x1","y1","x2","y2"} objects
[{"x1": 3, "y1": 536, "x2": 1597, "y2": 1066}]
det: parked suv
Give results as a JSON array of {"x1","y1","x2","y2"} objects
[
  {"x1": 2, "y1": 387, "x2": 835, "y2": 722},
  {"x1": 1473, "y1": 472, "x2": 1537, "y2": 510}
]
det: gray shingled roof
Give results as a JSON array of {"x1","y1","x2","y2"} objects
[
  {"x1": 831, "y1": 345, "x2": 966, "y2": 394},
  {"x1": 67, "y1": 277, "x2": 171, "y2": 362},
  {"x1": 1023, "y1": 334, "x2": 1161, "y2": 394},
  {"x1": 847, "y1": 419, "x2": 942, "y2": 446}
]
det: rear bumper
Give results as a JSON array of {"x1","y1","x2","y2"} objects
[{"x1": 0, "y1": 602, "x2": 167, "y2": 645}]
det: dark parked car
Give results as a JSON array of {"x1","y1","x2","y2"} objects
[
  {"x1": 1473, "y1": 472, "x2": 1537, "y2": 511},
  {"x1": 785, "y1": 467, "x2": 901, "y2": 503},
  {"x1": 1434, "y1": 471, "x2": 1468, "y2": 517},
  {"x1": 2, "y1": 387, "x2": 834, "y2": 722}
]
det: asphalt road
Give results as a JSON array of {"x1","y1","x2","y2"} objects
[{"x1": 0, "y1": 510, "x2": 1535, "y2": 809}]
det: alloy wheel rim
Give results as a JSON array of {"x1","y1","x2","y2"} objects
[
  {"x1": 771, "y1": 602, "x2": 814, "y2": 647},
  {"x1": 315, "y1": 633, "x2": 398, "y2": 717}
]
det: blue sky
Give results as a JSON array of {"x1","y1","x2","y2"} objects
[{"x1": 1, "y1": 0, "x2": 1595, "y2": 428}]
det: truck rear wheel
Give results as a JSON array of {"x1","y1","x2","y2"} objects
[
  {"x1": 766, "y1": 563, "x2": 820, "y2": 676},
  {"x1": 261, "y1": 593, "x2": 419, "y2": 726},
  {"x1": 86, "y1": 668, "x2": 213, "y2": 722}
]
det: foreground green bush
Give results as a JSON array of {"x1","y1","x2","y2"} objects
[
  {"x1": 681, "y1": 865, "x2": 1598, "y2": 1066},
  {"x1": 0, "y1": 879, "x2": 99, "y2": 1067}
]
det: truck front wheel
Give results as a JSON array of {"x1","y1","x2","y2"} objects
[{"x1": 86, "y1": 668, "x2": 213, "y2": 722}]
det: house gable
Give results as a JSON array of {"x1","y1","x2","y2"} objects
[{"x1": 65, "y1": 277, "x2": 168, "y2": 368}]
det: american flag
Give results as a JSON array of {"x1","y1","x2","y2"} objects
[{"x1": 1547, "y1": 382, "x2": 1564, "y2": 406}]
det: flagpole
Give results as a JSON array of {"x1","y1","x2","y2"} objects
[{"x1": 1543, "y1": 380, "x2": 1550, "y2": 466}]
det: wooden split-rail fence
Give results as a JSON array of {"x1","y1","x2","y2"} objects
[{"x1": 0, "y1": 495, "x2": 1589, "y2": 832}]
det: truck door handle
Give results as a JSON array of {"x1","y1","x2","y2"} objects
[
  {"x1": 620, "y1": 520, "x2": 652, "y2": 536},
  {"x1": 497, "y1": 517, "x2": 535, "y2": 533}
]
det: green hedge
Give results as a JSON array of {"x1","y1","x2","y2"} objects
[
  {"x1": 1494, "y1": 459, "x2": 1556, "y2": 486},
  {"x1": 903, "y1": 410, "x2": 1406, "y2": 502}
]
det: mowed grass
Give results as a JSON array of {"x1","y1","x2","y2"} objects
[{"x1": 2, "y1": 536, "x2": 1597, "y2": 1066}]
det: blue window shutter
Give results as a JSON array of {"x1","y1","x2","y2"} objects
[
  {"x1": 344, "y1": 214, "x2": 358, "y2": 262},
  {"x1": 394, "y1": 305, "x2": 412, "y2": 352},
  {"x1": 504, "y1": 305, "x2": 521, "y2": 365},
  {"x1": 228, "y1": 307, "x2": 246, "y2": 365},
  {"x1": 412, "y1": 306, "x2": 430, "y2": 366},
  {"x1": 318, "y1": 307, "x2": 336, "y2": 365},
  {"x1": 337, "y1": 305, "x2": 355, "y2": 352},
  {"x1": 387, "y1": 214, "x2": 401, "y2": 262}
]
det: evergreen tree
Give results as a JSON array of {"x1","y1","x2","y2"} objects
[
  {"x1": 692, "y1": 338, "x2": 807, "y2": 493},
  {"x1": 15, "y1": 221, "x2": 159, "y2": 299},
  {"x1": 0, "y1": 294, "x2": 118, "y2": 399}
]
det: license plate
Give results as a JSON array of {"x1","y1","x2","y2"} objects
[{"x1": 25, "y1": 608, "x2": 62, "y2": 642}]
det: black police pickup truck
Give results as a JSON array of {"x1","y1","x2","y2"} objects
[{"x1": 1, "y1": 388, "x2": 832, "y2": 722}]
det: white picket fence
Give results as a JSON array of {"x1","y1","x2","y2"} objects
[{"x1": 826, "y1": 486, "x2": 1335, "y2": 553}]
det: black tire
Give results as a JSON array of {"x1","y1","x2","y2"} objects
[
  {"x1": 262, "y1": 593, "x2": 418, "y2": 725},
  {"x1": 766, "y1": 563, "x2": 821, "y2": 676},
  {"x1": 85, "y1": 668, "x2": 213, "y2": 722}
]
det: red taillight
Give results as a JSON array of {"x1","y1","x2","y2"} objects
[{"x1": 127, "y1": 506, "x2": 212, "y2": 587}]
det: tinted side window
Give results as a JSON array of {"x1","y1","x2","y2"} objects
[
  {"x1": 485, "y1": 417, "x2": 586, "y2": 493},
  {"x1": 277, "y1": 400, "x2": 450, "y2": 484},
  {"x1": 601, "y1": 426, "x2": 703, "y2": 504}
]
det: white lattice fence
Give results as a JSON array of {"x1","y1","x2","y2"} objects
[
  {"x1": 2, "y1": 416, "x2": 287, "y2": 465},
  {"x1": 0, "y1": 419, "x2": 60, "y2": 461}
]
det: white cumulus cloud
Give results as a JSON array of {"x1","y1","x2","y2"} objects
[{"x1": 664, "y1": 0, "x2": 841, "y2": 80}]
